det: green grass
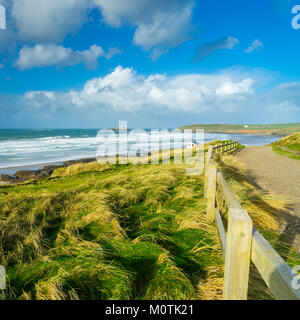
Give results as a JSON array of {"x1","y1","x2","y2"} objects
[
  {"x1": 1, "y1": 140, "x2": 291, "y2": 300},
  {"x1": 271, "y1": 133, "x2": 300, "y2": 160},
  {"x1": 0, "y1": 159, "x2": 224, "y2": 300},
  {"x1": 272, "y1": 146, "x2": 300, "y2": 161}
]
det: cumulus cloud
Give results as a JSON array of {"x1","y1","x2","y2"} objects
[
  {"x1": 105, "y1": 47, "x2": 122, "y2": 60},
  {"x1": 244, "y1": 39, "x2": 264, "y2": 54},
  {"x1": 1, "y1": 0, "x2": 195, "y2": 60},
  {"x1": 15, "y1": 44, "x2": 121, "y2": 70},
  {"x1": 216, "y1": 78, "x2": 253, "y2": 95},
  {"x1": 93, "y1": 0, "x2": 194, "y2": 60},
  {"x1": 23, "y1": 65, "x2": 256, "y2": 113},
  {"x1": 1, "y1": 66, "x2": 298, "y2": 127},
  {"x1": 194, "y1": 36, "x2": 239, "y2": 61},
  {"x1": 1, "y1": 0, "x2": 195, "y2": 62},
  {"x1": 24, "y1": 91, "x2": 55, "y2": 110},
  {"x1": 11, "y1": 0, "x2": 89, "y2": 42}
]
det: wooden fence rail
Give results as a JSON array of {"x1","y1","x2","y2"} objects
[{"x1": 205, "y1": 141, "x2": 300, "y2": 300}]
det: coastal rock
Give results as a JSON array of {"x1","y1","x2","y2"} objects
[
  {"x1": 0, "y1": 174, "x2": 17, "y2": 183},
  {"x1": 43, "y1": 165, "x2": 59, "y2": 171},
  {"x1": 38, "y1": 165, "x2": 59, "y2": 178},
  {"x1": 15, "y1": 170, "x2": 37, "y2": 181},
  {"x1": 0, "y1": 158, "x2": 96, "y2": 185},
  {"x1": 14, "y1": 165, "x2": 59, "y2": 182},
  {"x1": 36, "y1": 170, "x2": 52, "y2": 179},
  {"x1": 62, "y1": 158, "x2": 96, "y2": 167}
]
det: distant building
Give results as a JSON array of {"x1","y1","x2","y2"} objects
[
  {"x1": 186, "y1": 142, "x2": 196, "y2": 149},
  {"x1": 244, "y1": 125, "x2": 249, "y2": 128}
]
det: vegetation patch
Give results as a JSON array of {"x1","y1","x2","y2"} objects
[
  {"x1": 0, "y1": 159, "x2": 224, "y2": 300},
  {"x1": 271, "y1": 133, "x2": 300, "y2": 160},
  {"x1": 1, "y1": 141, "x2": 291, "y2": 300}
]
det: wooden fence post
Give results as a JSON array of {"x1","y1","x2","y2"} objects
[
  {"x1": 223, "y1": 208, "x2": 253, "y2": 300},
  {"x1": 204, "y1": 146, "x2": 213, "y2": 199},
  {"x1": 206, "y1": 163, "x2": 217, "y2": 222},
  {"x1": 207, "y1": 145, "x2": 213, "y2": 162}
]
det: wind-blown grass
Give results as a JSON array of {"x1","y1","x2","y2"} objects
[
  {"x1": 0, "y1": 159, "x2": 224, "y2": 300},
  {"x1": 1, "y1": 141, "x2": 289, "y2": 300},
  {"x1": 271, "y1": 133, "x2": 300, "y2": 160}
]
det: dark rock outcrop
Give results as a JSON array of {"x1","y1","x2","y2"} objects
[
  {"x1": 0, "y1": 158, "x2": 97, "y2": 184},
  {"x1": 0, "y1": 174, "x2": 17, "y2": 183},
  {"x1": 62, "y1": 158, "x2": 96, "y2": 167},
  {"x1": 15, "y1": 170, "x2": 37, "y2": 181}
]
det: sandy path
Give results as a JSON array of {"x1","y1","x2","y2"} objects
[{"x1": 236, "y1": 146, "x2": 300, "y2": 252}]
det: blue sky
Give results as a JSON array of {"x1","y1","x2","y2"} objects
[{"x1": 0, "y1": 0, "x2": 300, "y2": 128}]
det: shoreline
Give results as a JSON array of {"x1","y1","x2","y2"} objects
[
  {"x1": 0, "y1": 132, "x2": 282, "y2": 181},
  {"x1": 0, "y1": 157, "x2": 97, "y2": 184},
  {"x1": 0, "y1": 161, "x2": 64, "y2": 175}
]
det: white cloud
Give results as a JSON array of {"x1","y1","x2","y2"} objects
[
  {"x1": 24, "y1": 65, "x2": 256, "y2": 113},
  {"x1": 24, "y1": 91, "x2": 55, "y2": 109},
  {"x1": 11, "y1": 0, "x2": 89, "y2": 42},
  {"x1": 105, "y1": 47, "x2": 122, "y2": 60},
  {"x1": 3, "y1": 0, "x2": 194, "y2": 60},
  {"x1": 2, "y1": 66, "x2": 297, "y2": 126},
  {"x1": 93, "y1": 0, "x2": 194, "y2": 60},
  {"x1": 244, "y1": 39, "x2": 264, "y2": 54},
  {"x1": 15, "y1": 44, "x2": 121, "y2": 70},
  {"x1": 195, "y1": 36, "x2": 239, "y2": 61},
  {"x1": 216, "y1": 78, "x2": 254, "y2": 95},
  {"x1": 25, "y1": 91, "x2": 55, "y2": 100}
]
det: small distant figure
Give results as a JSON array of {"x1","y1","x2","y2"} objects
[{"x1": 186, "y1": 142, "x2": 196, "y2": 149}]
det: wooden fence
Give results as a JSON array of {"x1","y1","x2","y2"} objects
[{"x1": 205, "y1": 141, "x2": 300, "y2": 300}]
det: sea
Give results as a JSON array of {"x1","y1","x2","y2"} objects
[{"x1": 0, "y1": 129, "x2": 280, "y2": 175}]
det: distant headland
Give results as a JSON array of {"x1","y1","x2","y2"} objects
[{"x1": 178, "y1": 123, "x2": 300, "y2": 136}]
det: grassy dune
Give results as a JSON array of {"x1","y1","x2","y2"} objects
[
  {"x1": 271, "y1": 133, "x2": 300, "y2": 160},
  {"x1": 1, "y1": 142, "x2": 298, "y2": 300},
  {"x1": 0, "y1": 157, "x2": 225, "y2": 300}
]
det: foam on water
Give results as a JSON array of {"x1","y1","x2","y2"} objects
[{"x1": 0, "y1": 129, "x2": 280, "y2": 173}]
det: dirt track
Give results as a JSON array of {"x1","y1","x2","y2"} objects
[{"x1": 236, "y1": 146, "x2": 300, "y2": 252}]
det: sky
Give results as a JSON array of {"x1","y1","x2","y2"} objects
[{"x1": 0, "y1": 0, "x2": 300, "y2": 128}]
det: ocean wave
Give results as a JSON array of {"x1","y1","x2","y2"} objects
[{"x1": 0, "y1": 131, "x2": 279, "y2": 170}]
